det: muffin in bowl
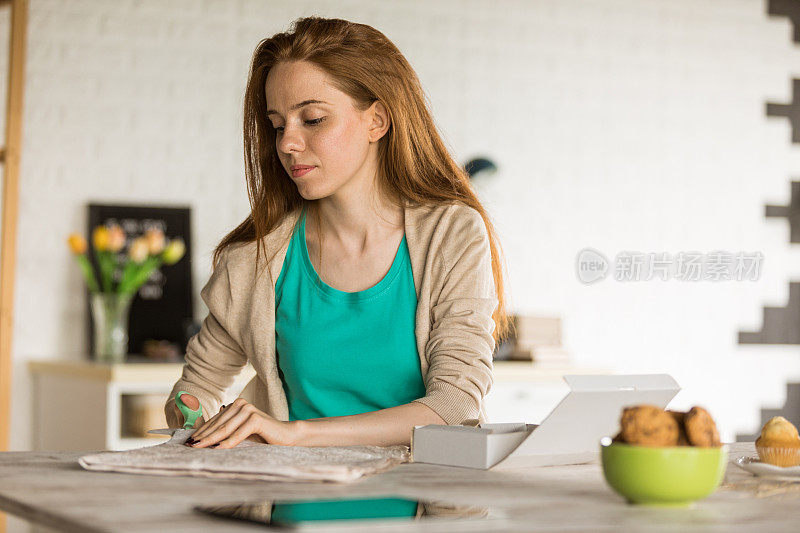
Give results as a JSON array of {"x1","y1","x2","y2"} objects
[{"x1": 601, "y1": 405, "x2": 727, "y2": 507}]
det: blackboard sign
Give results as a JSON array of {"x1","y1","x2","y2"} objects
[{"x1": 86, "y1": 203, "x2": 194, "y2": 360}]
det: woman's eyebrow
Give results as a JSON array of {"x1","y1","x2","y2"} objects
[{"x1": 266, "y1": 99, "x2": 329, "y2": 117}]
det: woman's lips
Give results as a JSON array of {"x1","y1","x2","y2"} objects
[{"x1": 292, "y1": 166, "x2": 315, "y2": 178}]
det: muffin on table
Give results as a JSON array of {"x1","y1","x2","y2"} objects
[{"x1": 755, "y1": 416, "x2": 800, "y2": 467}]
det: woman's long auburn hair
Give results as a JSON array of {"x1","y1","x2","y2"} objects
[{"x1": 215, "y1": 16, "x2": 512, "y2": 342}]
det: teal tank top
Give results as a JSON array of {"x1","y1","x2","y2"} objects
[{"x1": 274, "y1": 205, "x2": 426, "y2": 421}]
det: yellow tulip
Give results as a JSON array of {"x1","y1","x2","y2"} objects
[
  {"x1": 128, "y1": 237, "x2": 150, "y2": 263},
  {"x1": 144, "y1": 228, "x2": 165, "y2": 255},
  {"x1": 92, "y1": 226, "x2": 109, "y2": 252},
  {"x1": 162, "y1": 238, "x2": 185, "y2": 265},
  {"x1": 67, "y1": 233, "x2": 87, "y2": 255},
  {"x1": 107, "y1": 224, "x2": 126, "y2": 253}
]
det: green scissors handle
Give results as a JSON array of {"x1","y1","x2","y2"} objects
[{"x1": 175, "y1": 390, "x2": 203, "y2": 429}]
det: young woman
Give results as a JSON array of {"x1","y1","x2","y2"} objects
[{"x1": 165, "y1": 16, "x2": 511, "y2": 450}]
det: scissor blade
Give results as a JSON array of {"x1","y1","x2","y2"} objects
[{"x1": 147, "y1": 428, "x2": 176, "y2": 435}]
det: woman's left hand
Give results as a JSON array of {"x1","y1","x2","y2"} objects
[{"x1": 186, "y1": 398, "x2": 298, "y2": 449}]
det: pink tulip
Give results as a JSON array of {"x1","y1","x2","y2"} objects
[
  {"x1": 144, "y1": 228, "x2": 166, "y2": 255},
  {"x1": 128, "y1": 237, "x2": 149, "y2": 263},
  {"x1": 106, "y1": 224, "x2": 126, "y2": 253}
]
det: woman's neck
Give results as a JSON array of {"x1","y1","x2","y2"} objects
[{"x1": 308, "y1": 192, "x2": 403, "y2": 256}]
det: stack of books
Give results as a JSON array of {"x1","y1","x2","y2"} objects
[{"x1": 494, "y1": 315, "x2": 571, "y2": 365}]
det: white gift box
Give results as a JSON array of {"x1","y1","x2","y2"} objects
[{"x1": 411, "y1": 374, "x2": 680, "y2": 470}]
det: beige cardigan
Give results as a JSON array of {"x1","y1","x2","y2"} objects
[{"x1": 164, "y1": 200, "x2": 498, "y2": 429}]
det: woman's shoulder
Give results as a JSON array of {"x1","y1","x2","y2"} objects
[
  {"x1": 216, "y1": 207, "x2": 303, "y2": 271},
  {"x1": 409, "y1": 200, "x2": 487, "y2": 239}
]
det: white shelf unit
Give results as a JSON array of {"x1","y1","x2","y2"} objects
[{"x1": 28, "y1": 359, "x2": 256, "y2": 451}]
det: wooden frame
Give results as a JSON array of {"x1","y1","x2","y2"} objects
[
  {"x1": 0, "y1": 10, "x2": 27, "y2": 533},
  {"x1": 0, "y1": 0, "x2": 27, "y2": 452}
]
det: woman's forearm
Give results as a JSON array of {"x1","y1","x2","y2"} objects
[{"x1": 291, "y1": 401, "x2": 446, "y2": 447}]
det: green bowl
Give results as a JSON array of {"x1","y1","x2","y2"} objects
[{"x1": 600, "y1": 438, "x2": 728, "y2": 507}]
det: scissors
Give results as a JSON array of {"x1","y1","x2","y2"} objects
[{"x1": 147, "y1": 390, "x2": 203, "y2": 439}]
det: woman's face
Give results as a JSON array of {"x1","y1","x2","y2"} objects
[{"x1": 264, "y1": 60, "x2": 387, "y2": 201}]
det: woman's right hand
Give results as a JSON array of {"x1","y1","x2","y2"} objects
[{"x1": 168, "y1": 393, "x2": 205, "y2": 429}]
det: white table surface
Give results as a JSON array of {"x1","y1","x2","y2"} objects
[{"x1": 1, "y1": 442, "x2": 798, "y2": 532}]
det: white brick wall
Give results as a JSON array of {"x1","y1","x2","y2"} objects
[{"x1": 6, "y1": 0, "x2": 800, "y2": 468}]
